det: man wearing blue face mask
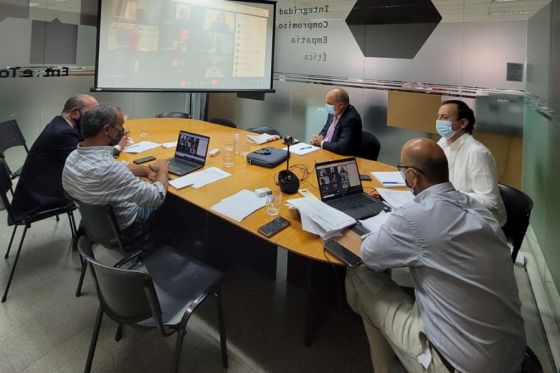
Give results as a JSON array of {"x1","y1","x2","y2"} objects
[
  {"x1": 310, "y1": 87, "x2": 362, "y2": 155},
  {"x1": 436, "y1": 100, "x2": 506, "y2": 226}
]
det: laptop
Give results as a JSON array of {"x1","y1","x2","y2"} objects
[
  {"x1": 315, "y1": 158, "x2": 385, "y2": 220},
  {"x1": 168, "y1": 131, "x2": 210, "y2": 176}
]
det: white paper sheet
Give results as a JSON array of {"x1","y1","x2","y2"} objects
[
  {"x1": 371, "y1": 171, "x2": 406, "y2": 187},
  {"x1": 359, "y1": 211, "x2": 391, "y2": 235},
  {"x1": 376, "y1": 188, "x2": 414, "y2": 209},
  {"x1": 211, "y1": 189, "x2": 266, "y2": 222},
  {"x1": 283, "y1": 142, "x2": 321, "y2": 156},
  {"x1": 169, "y1": 167, "x2": 231, "y2": 189},
  {"x1": 246, "y1": 133, "x2": 280, "y2": 145},
  {"x1": 161, "y1": 141, "x2": 177, "y2": 148},
  {"x1": 123, "y1": 141, "x2": 160, "y2": 154},
  {"x1": 286, "y1": 197, "x2": 355, "y2": 240}
]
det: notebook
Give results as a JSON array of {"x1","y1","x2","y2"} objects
[
  {"x1": 315, "y1": 157, "x2": 385, "y2": 220},
  {"x1": 168, "y1": 131, "x2": 210, "y2": 176}
]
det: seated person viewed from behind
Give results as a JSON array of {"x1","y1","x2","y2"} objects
[
  {"x1": 310, "y1": 87, "x2": 362, "y2": 155},
  {"x1": 345, "y1": 138, "x2": 525, "y2": 373},
  {"x1": 62, "y1": 104, "x2": 169, "y2": 251},
  {"x1": 436, "y1": 99, "x2": 506, "y2": 226},
  {"x1": 11, "y1": 94, "x2": 99, "y2": 219}
]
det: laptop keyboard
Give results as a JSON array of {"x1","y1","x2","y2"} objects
[{"x1": 326, "y1": 193, "x2": 375, "y2": 210}]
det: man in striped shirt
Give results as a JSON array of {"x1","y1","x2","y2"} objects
[{"x1": 62, "y1": 104, "x2": 168, "y2": 251}]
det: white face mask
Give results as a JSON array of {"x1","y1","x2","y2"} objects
[
  {"x1": 399, "y1": 168, "x2": 417, "y2": 195},
  {"x1": 325, "y1": 103, "x2": 335, "y2": 116},
  {"x1": 436, "y1": 119, "x2": 456, "y2": 139}
]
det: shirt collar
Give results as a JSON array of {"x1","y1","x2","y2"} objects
[
  {"x1": 446, "y1": 133, "x2": 470, "y2": 151},
  {"x1": 413, "y1": 182, "x2": 455, "y2": 203},
  {"x1": 76, "y1": 144, "x2": 114, "y2": 156}
]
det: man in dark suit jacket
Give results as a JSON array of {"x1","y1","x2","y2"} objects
[
  {"x1": 11, "y1": 95, "x2": 99, "y2": 219},
  {"x1": 311, "y1": 87, "x2": 362, "y2": 155}
]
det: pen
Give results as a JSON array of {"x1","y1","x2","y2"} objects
[
  {"x1": 383, "y1": 181, "x2": 402, "y2": 184},
  {"x1": 300, "y1": 146, "x2": 312, "y2": 149}
]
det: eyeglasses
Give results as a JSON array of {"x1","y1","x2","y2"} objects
[{"x1": 396, "y1": 163, "x2": 424, "y2": 174}]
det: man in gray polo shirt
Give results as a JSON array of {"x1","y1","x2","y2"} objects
[
  {"x1": 345, "y1": 138, "x2": 525, "y2": 373},
  {"x1": 63, "y1": 104, "x2": 168, "y2": 251}
]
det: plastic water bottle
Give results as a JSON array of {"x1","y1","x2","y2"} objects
[{"x1": 234, "y1": 133, "x2": 240, "y2": 154}]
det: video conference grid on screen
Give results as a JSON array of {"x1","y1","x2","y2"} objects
[
  {"x1": 176, "y1": 132, "x2": 209, "y2": 163},
  {"x1": 97, "y1": 0, "x2": 274, "y2": 91},
  {"x1": 317, "y1": 160, "x2": 362, "y2": 199}
]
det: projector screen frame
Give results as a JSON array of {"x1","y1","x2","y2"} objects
[{"x1": 92, "y1": 0, "x2": 277, "y2": 93}]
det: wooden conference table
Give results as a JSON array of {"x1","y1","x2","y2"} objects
[
  {"x1": 120, "y1": 118, "x2": 397, "y2": 264},
  {"x1": 120, "y1": 118, "x2": 398, "y2": 345}
]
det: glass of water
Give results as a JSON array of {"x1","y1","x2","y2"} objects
[
  {"x1": 223, "y1": 140, "x2": 234, "y2": 168},
  {"x1": 266, "y1": 190, "x2": 282, "y2": 218}
]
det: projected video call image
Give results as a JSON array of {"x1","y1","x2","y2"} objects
[{"x1": 98, "y1": 0, "x2": 273, "y2": 91}]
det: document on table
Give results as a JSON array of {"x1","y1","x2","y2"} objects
[
  {"x1": 246, "y1": 133, "x2": 280, "y2": 145},
  {"x1": 359, "y1": 211, "x2": 391, "y2": 235},
  {"x1": 161, "y1": 141, "x2": 177, "y2": 148},
  {"x1": 283, "y1": 142, "x2": 320, "y2": 156},
  {"x1": 286, "y1": 197, "x2": 355, "y2": 240},
  {"x1": 371, "y1": 171, "x2": 406, "y2": 187},
  {"x1": 211, "y1": 189, "x2": 266, "y2": 222},
  {"x1": 376, "y1": 188, "x2": 414, "y2": 209},
  {"x1": 123, "y1": 141, "x2": 160, "y2": 154},
  {"x1": 169, "y1": 167, "x2": 231, "y2": 189}
]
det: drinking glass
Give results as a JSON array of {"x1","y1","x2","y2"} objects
[
  {"x1": 223, "y1": 140, "x2": 234, "y2": 168},
  {"x1": 266, "y1": 190, "x2": 282, "y2": 218},
  {"x1": 240, "y1": 138, "x2": 251, "y2": 157}
]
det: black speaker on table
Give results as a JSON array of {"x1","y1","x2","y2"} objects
[{"x1": 278, "y1": 136, "x2": 300, "y2": 194}]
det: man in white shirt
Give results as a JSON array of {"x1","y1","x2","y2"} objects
[
  {"x1": 436, "y1": 100, "x2": 506, "y2": 226},
  {"x1": 345, "y1": 138, "x2": 525, "y2": 373}
]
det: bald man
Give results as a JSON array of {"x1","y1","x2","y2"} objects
[
  {"x1": 345, "y1": 138, "x2": 525, "y2": 373},
  {"x1": 12, "y1": 95, "x2": 99, "y2": 218},
  {"x1": 310, "y1": 87, "x2": 362, "y2": 155}
]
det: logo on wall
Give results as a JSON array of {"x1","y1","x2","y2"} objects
[
  {"x1": 0, "y1": 66, "x2": 69, "y2": 79},
  {"x1": 345, "y1": 0, "x2": 442, "y2": 58}
]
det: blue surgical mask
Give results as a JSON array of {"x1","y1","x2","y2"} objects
[
  {"x1": 325, "y1": 103, "x2": 335, "y2": 116},
  {"x1": 436, "y1": 119, "x2": 455, "y2": 139}
]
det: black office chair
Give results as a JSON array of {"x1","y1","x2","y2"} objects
[
  {"x1": 358, "y1": 131, "x2": 381, "y2": 161},
  {"x1": 0, "y1": 119, "x2": 29, "y2": 180},
  {"x1": 208, "y1": 117, "x2": 237, "y2": 128},
  {"x1": 155, "y1": 112, "x2": 191, "y2": 119},
  {"x1": 0, "y1": 158, "x2": 78, "y2": 302},
  {"x1": 498, "y1": 184, "x2": 534, "y2": 263},
  {"x1": 72, "y1": 200, "x2": 145, "y2": 297},
  {"x1": 78, "y1": 235, "x2": 228, "y2": 373},
  {"x1": 248, "y1": 126, "x2": 282, "y2": 137}
]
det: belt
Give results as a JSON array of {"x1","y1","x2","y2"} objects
[{"x1": 430, "y1": 342, "x2": 456, "y2": 373}]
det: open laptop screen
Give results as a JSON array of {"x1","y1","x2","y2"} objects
[
  {"x1": 175, "y1": 131, "x2": 210, "y2": 164},
  {"x1": 315, "y1": 158, "x2": 363, "y2": 200}
]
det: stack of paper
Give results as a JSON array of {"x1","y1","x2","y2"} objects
[
  {"x1": 169, "y1": 167, "x2": 231, "y2": 189},
  {"x1": 123, "y1": 141, "x2": 160, "y2": 154},
  {"x1": 161, "y1": 141, "x2": 177, "y2": 148},
  {"x1": 376, "y1": 188, "x2": 414, "y2": 209},
  {"x1": 283, "y1": 142, "x2": 320, "y2": 156},
  {"x1": 211, "y1": 189, "x2": 266, "y2": 222},
  {"x1": 246, "y1": 133, "x2": 281, "y2": 145},
  {"x1": 371, "y1": 171, "x2": 406, "y2": 187},
  {"x1": 286, "y1": 197, "x2": 356, "y2": 240}
]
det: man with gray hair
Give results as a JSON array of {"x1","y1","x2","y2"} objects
[
  {"x1": 11, "y1": 94, "x2": 100, "y2": 219},
  {"x1": 62, "y1": 104, "x2": 168, "y2": 251},
  {"x1": 345, "y1": 138, "x2": 525, "y2": 373},
  {"x1": 310, "y1": 87, "x2": 362, "y2": 155}
]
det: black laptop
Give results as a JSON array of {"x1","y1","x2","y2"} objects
[
  {"x1": 168, "y1": 131, "x2": 210, "y2": 176},
  {"x1": 315, "y1": 158, "x2": 385, "y2": 220}
]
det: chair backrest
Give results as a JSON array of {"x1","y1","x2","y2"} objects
[
  {"x1": 499, "y1": 184, "x2": 534, "y2": 262},
  {"x1": 73, "y1": 199, "x2": 125, "y2": 251},
  {"x1": 154, "y1": 112, "x2": 191, "y2": 119},
  {"x1": 359, "y1": 131, "x2": 381, "y2": 161},
  {"x1": 78, "y1": 236, "x2": 164, "y2": 326},
  {"x1": 0, "y1": 119, "x2": 27, "y2": 154},
  {"x1": 208, "y1": 117, "x2": 237, "y2": 128},
  {"x1": 0, "y1": 158, "x2": 13, "y2": 215},
  {"x1": 248, "y1": 126, "x2": 281, "y2": 137}
]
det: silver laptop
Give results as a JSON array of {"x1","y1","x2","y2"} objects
[
  {"x1": 315, "y1": 157, "x2": 385, "y2": 220},
  {"x1": 169, "y1": 131, "x2": 210, "y2": 176}
]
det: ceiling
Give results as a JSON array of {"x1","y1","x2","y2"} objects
[{"x1": 26, "y1": 0, "x2": 552, "y2": 22}]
